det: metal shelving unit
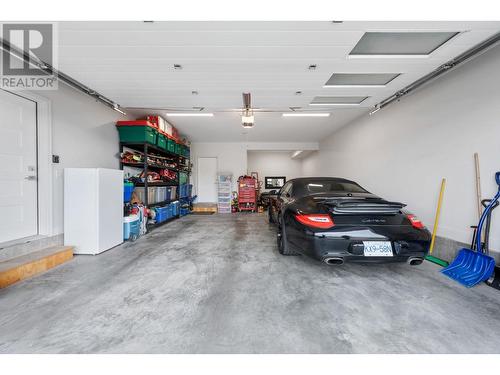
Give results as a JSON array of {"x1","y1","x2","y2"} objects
[{"x1": 119, "y1": 141, "x2": 191, "y2": 227}]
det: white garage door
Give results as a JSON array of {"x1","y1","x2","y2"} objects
[{"x1": 0, "y1": 90, "x2": 38, "y2": 243}]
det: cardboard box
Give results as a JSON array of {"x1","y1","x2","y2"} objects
[{"x1": 144, "y1": 115, "x2": 168, "y2": 133}]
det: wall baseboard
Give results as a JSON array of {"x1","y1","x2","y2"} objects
[{"x1": 433, "y1": 235, "x2": 499, "y2": 264}]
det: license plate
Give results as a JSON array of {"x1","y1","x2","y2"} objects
[{"x1": 363, "y1": 241, "x2": 393, "y2": 257}]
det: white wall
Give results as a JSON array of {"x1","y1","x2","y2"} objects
[
  {"x1": 38, "y1": 84, "x2": 127, "y2": 235},
  {"x1": 247, "y1": 151, "x2": 303, "y2": 191},
  {"x1": 301, "y1": 151, "x2": 321, "y2": 177},
  {"x1": 190, "y1": 142, "x2": 319, "y2": 197},
  {"x1": 190, "y1": 142, "x2": 248, "y2": 195},
  {"x1": 301, "y1": 45, "x2": 500, "y2": 251}
]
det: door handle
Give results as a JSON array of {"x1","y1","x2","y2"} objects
[{"x1": 25, "y1": 175, "x2": 37, "y2": 181}]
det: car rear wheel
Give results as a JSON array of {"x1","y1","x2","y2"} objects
[{"x1": 277, "y1": 222, "x2": 297, "y2": 256}]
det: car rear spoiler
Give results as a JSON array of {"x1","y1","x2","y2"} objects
[{"x1": 327, "y1": 199, "x2": 406, "y2": 214}]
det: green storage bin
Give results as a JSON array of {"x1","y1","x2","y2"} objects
[
  {"x1": 167, "y1": 138, "x2": 176, "y2": 153},
  {"x1": 179, "y1": 172, "x2": 188, "y2": 185},
  {"x1": 175, "y1": 143, "x2": 182, "y2": 155},
  {"x1": 117, "y1": 125, "x2": 157, "y2": 145},
  {"x1": 157, "y1": 133, "x2": 167, "y2": 150}
]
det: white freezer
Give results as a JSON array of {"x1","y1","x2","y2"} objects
[{"x1": 64, "y1": 168, "x2": 124, "y2": 255}]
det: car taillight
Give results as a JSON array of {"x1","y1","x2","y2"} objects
[
  {"x1": 295, "y1": 214, "x2": 334, "y2": 229},
  {"x1": 407, "y1": 214, "x2": 425, "y2": 229}
]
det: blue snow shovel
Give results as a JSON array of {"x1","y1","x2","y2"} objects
[{"x1": 441, "y1": 171, "x2": 500, "y2": 288}]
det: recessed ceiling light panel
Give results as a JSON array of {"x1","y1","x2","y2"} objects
[
  {"x1": 324, "y1": 73, "x2": 400, "y2": 87},
  {"x1": 166, "y1": 113, "x2": 213, "y2": 117},
  {"x1": 282, "y1": 113, "x2": 330, "y2": 117},
  {"x1": 310, "y1": 96, "x2": 368, "y2": 106},
  {"x1": 349, "y1": 32, "x2": 459, "y2": 56}
]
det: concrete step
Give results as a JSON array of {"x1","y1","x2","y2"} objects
[{"x1": 0, "y1": 246, "x2": 73, "y2": 289}]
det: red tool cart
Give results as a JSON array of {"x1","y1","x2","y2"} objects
[{"x1": 238, "y1": 175, "x2": 257, "y2": 212}]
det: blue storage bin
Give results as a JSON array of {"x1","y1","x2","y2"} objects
[
  {"x1": 124, "y1": 182, "x2": 134, "y2": 202},
  {"x1": 155, "y1": 206, "x2": 170, "y2": 223},
  {"x1": 165, "y1": 186, "x2": 173, "y2": 201},
  {"x1": 172, "y1": 201, "x2": 180, "y2": 216},
  {"x1": 167, "y1": 203, "x2": 175, "y2": 218},
  {"x1": 124, "y1": 215, "x2": 140, "y2": 240},
  {"x1": 179, "y1": 184, "x2": 191, "y2": 198}
]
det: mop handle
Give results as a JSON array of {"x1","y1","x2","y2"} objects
[{"x1": 476, "y1": 172, "x2": 500, "y2": 253}]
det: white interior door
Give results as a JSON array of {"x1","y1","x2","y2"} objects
[
  {"x1": 197, "y1": 157, "x2": 218, "y2": 203},
  {"x1": 0, "y1": 90, "x2": 38, "y2": 243}
]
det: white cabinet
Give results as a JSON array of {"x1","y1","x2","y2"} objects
[{"x1": 64, "y1": 168, "x2": 124, "y2": 255}]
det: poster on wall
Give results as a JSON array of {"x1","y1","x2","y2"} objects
[{"x1": 265, "y1": 176, "x2": 286, "y2": 189}]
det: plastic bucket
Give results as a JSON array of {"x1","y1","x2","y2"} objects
[{"x1": 124, "y1": 215, "x2": 140, "y2": 240}]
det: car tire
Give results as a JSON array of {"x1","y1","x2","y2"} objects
[
  {"x1": 277, "y1": 221, "x2": 297, "y2": 256},
  {"x1": 268, "y1": 206, "x2": 275, "y2": 223}
]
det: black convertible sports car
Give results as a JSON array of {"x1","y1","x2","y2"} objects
[{"x1": 268, "y1": 177, "x2": 431, "y2": 265}]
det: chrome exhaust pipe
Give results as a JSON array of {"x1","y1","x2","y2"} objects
[
  {"x1": 324, "y1": 257, "x2": 344, "y2": 265},
  {"x1": 407, "y1": 257, "x2": 424, "y2": 266}
]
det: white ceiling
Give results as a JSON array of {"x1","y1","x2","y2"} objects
[{"x1": 57, "y1": 21, "x2": 500, "y2": 142}]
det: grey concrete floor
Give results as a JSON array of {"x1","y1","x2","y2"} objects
[{"x1": 1, "y1": 213, "x2": 500, "y2": 354}]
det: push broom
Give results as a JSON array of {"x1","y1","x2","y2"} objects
[{"x1": 425, "y1": 178, "x2": 449, "y2": 267}]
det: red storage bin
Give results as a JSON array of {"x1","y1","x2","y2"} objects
[{"x1": 116, "y1": 120, "x2": 155, "y2": 127}]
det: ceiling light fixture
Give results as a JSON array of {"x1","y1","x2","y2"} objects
[
  {"x1": 241, "y1": 93, "x2": 254, "y2": 128},
  {"x1": 323, "y1": 84, "x2": 386, "y2": 88},
  {"x1": 191, "y1": 90, "x2": 198, "y2": 95},
  {"x1": 309, "y1": 103, "x2": 361, "y2": 107},
  {"x1": 241, "y1": 114, "x2": 254, "y2": 123},
  {"x1": 241, "y1": 109, "x2": 254, "y2": 128},
  {"x1": 308, "y1": 64, "x2": 317, "y2": 70},
  {"x1": 173, "y1": 64, "x2": 183, "y2": 70},
  {"x1": 348, "y1": 54, "x2": 430, "y2": 59},
  {"x1": 282, "y1": 113, "x2": 330, "y2": 117},
  {"x1": 165, "y1": 113, "x2": 214, "y2": 117}
]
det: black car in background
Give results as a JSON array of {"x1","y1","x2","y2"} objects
[
  {"x1": 259, "y1": 190, "x2": 278, "y2": 208},
  {"x1": 268, "y1": 177, "x2": 431, "y2": 265}
]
